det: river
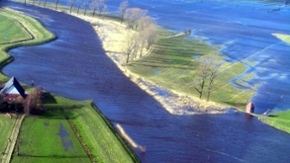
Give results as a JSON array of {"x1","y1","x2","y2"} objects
[{"x1": 1, "y1": 1, "x2": 290, "y2": 162}]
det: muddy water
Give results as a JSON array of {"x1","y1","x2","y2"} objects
[{"x1": 2, "y1": 1, "x2": 290, "y2": 162}]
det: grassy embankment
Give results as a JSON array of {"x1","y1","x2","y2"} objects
[
  {"x1": 0, "y1": 8, "x2": 139, "y2": 163},
  {"x1": 12, "y1": 95, "x2": 139, "y2": 163}
]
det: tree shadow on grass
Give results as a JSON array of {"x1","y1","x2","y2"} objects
[
  {"x1": 43, "y1": 92, "x2": 57, "y2": 104},
  {"x1": 39, "y1": 106, "x2": 84, "y2": 120},
  {"x1": 17, "y1": 154, "x2": 88, "y2": 159},
  {"x1": 268, "y1": 114, "x2": 278, "y2": 117}
]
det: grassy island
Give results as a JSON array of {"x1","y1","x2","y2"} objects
[{"x1": 0, "y1": 7, "x2": 139, "y2": 163}]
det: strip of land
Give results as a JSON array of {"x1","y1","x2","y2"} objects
[{"x1": 70, "y1": 13, "x2": 254, "y2": 115}]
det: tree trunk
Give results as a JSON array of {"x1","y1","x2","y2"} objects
[
  {"x1": 69, "y1": 4, "x2": 73, "y2": 13},
  {"x1": 44, "y1": 0, "x2": 47, "y2": 7},
  {"x1": 55, "y1": 0, "x2": 59, "y2": 10},
  {"x1": 77, "y1": 6, "x2": 80, "y2": 15},
  {"x1": 199, "y1": 81, "x2": 205, "y2": 99},
  {"x1": 126, "y1": 53, "x2": 130, "y2": 64}
]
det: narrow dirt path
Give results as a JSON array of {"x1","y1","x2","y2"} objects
[{"x1": 1, "y1": 114, "x2": 25, "y2": 163}]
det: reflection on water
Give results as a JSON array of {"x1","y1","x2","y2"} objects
[{"x1": 1, "y1": 1, "x2": 290, "y2": 162}]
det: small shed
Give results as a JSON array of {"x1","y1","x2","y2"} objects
[{"x1": 0, "y1": 77, "x2": 26, "y2": 102}]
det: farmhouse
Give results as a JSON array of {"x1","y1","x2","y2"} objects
[{"x1": 0, "y1": 77, "x2": 26, "y2": 102}]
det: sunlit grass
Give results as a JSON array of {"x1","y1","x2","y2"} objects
[
  {"x1": 260, "y1": 110, "x2": 290, "y2": 134},
  {"x1": 11, "y1": 110, "x2": 91, "y2": 163},
  {"x1": 0, "y1": 14, "x2": 31, "y2": 44},
  {"x1": 0, "y1": 115, "x2": 15, "y2": 153}
]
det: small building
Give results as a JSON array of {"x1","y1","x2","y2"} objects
[{"x1": 0, "y1": 77, "x2": 26, "y2": 102}]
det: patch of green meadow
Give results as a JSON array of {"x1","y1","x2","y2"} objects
[
  {"x1": 0, "y1": 115, "x2": 15, "y2": 153},
  {"x1": 11, "y1": 110, "x2": 91, "y2": 163}
]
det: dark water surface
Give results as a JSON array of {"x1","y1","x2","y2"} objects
[{"x1": 2, "y1": 1, "x2": 290, "y2": 163}]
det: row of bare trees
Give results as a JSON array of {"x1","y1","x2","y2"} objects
[
  {"x1": 119, "y1": 1, "x2": 159, "y2": 64},
  {"x1": 194, "y1": 55, "x2": 222, "y2": 102}
]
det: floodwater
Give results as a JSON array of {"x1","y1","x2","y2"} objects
[{"x1": 1, "y1": 1, "x2": 290, "y2": 162}]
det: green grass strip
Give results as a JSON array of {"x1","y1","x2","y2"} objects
[{"x1": 259, "y1": 110, "x2": 290, "y2": 134}]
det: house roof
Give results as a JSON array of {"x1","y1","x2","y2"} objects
[{"x1": 0, "y1": 77, "x2": 26, "y2": 98}]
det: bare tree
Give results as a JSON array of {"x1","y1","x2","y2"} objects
[
  {"x1": 93, "y1": 0, "x2": 107, "y2": 17},
  {"x1": 83, "y1": 0, "x2": 90, "y2": 16},
  {"x1": 123, "y1": 34, "x2": 138, "y2": 64},
  {"x1": 137, "y1": 16, "x2": 156, "y2": 31},
  {"x1": 23, "y1": 94, "x2": 31, "y2": 115},
  {"x1": 206, "y1": 57, "x2": 222, "y2": 101},
  {"x1": 68, "y1": 0, "x2": 74, "y2": 13},
  {"x1": 91, "y1": 0, "x2": 107, "y2": 18},
  {"x1": 118, "y1": 1, "x2": 128, "y2": 23},
  {"x1": 136, "y1": 32, "x2": 147, "y2": 58},
  {"x1": 124, "y1": 8, "x2": 147, "y2": 30},
  {"x1": 194, "y1": 56, "x2": 211, "y2": 99},
  {"x1": 76, "y1": 0, "x2": 82, "y2": 15},
  {"x1": 194, "y1": 55, "x2": 222, "y2": 101},
  {"x1": 23, "y1": 86, "x2": 44, "y2": 115},
  {"x1": 143, "y1": 24, "x2": 159, "y2": 50},
  {"x1": 55, "y1": 0, "x2": 59, "y2": 10},
  {"x1": 43, "y1": 0, "x2": 47, "y2": 7}
]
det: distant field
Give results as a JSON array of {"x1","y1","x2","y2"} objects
[
  {"x1": 128, "y1": 32, "x2": 256, "y2": 110},
  {"x1": 0, "y1": 115, "x2": 15, "y2": 153}
]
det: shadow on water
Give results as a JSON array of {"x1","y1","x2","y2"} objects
[{"x1": 1, "y1": 1, "x2": 290, "y2": 163}]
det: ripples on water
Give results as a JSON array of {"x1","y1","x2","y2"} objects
[{"x1": 1, "y1": 1, "x2": 290, "y2": 162}]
